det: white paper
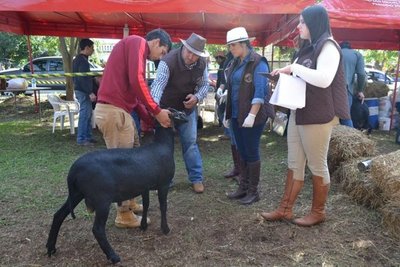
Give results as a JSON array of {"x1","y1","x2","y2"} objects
[{"x1": 269, "y1": 73, "x2": 306, "y2": 110}]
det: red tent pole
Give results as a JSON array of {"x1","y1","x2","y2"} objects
[
  {"x1": 389, "y1": 51, "x2": 400, "y2": 131},
  {"x1": 26, "y1": 35, "x2": 38, "y2": 113}
]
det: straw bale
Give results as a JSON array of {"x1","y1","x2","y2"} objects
[
  {"x1": 328, "y1": 125, "x2": 376, "y2": 173},
  {"x1": 364, "y1": 81, "x2": 389, "y2": 98},
  {"x1": 335, "y1": 159, "x2": 384, "y2": 209},
  {"x1": 370, "y1": 150, "x2": 400, "y2": 200},
  {"x1": 381, "y1": 199, "x2": 400, "y2": 239}
]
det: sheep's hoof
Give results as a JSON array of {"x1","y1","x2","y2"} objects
[
  {"x1": 107, "y1": 253, "x2": 121, "y2": 264},
  {"x1": 47, "y1": 246, "x2": 56, "y2": 257},
  {"x1": 162, "y1": 226, "x2": 170, "y2": 235},
  {"x1": 140, "y1": 222, "x2": 148, "y2": 231}
]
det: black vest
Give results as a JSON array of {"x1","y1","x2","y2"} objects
[{"x1": 160, "y1": 47, "x2": 207, "y2": 111}]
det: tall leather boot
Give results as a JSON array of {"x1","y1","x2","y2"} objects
[
  {"x1": 239, "y1": 160, "x2": 260, "y2": 205},
  {"x1": 115, "y1": 200, "x2": 142, "y2": 228},
  {"x1": 261, "y1": 170, "x2": 304, "y2": 221},
  {"x1": 227, "y1": 159, "x2": 248, "y2": 199},
  {"x1": 223, "y1": 145, "x2": 240, "y2": 178},
  {"x1": 293, "y1": 176, "x2": 329, "y2": 227}
]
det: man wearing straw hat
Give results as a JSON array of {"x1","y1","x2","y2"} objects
[{"x1": 151, "y1": 33, "x2": 209, "y2": 193}]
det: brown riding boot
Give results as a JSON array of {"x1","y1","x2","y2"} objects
[
  {"x1": 239, "y1": 160, "x2": 261, "y2": 205},
  {"x1": 223, "y1": 145, "x2": 240, "y2": 178},
  {"x1": 293, "y1": 176, "x2": 329, "y2": 227},
  {"x1": 261, "y1": 170, "x2": 304, "y2": 221},
  {"x1": 115, "y1": 201, "x2": 142, "y2": 228},
  {"x1": 227, "y1": 160, "x2": 248, "y2": 199}
]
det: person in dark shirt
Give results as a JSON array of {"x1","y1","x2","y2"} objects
[{"x1": 73, "y1": 38, "x2": 96, "y2": 146}]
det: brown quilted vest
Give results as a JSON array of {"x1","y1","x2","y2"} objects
[{"x1": 295, "y1": 35, "x2": 350, "y2": 125}]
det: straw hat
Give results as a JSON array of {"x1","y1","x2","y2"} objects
[
  {"x1": 180, "y1": 33, "x2": 209, "y2": 57},
  {"x1": 226, "y1": 27, "x2": 255, "y2": 45}
]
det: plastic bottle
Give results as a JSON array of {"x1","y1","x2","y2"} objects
[{"x1": 31, "y1": 78, "x2": 37, "y2": 88}]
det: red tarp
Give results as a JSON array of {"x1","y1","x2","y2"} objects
[
  {"x1": 271, "y1": 0, "x2": 400, "y2": 50},
  {"x1": 0, "y1": 0, "x2": 314, "y2": 46}
]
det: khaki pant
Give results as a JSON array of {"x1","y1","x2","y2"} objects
[
  {"x1": 287, "y1": 111, "x2": 338, "y2": 185},
  {"x1": 94, "y1": 103, "x2": 139, "y2": 148},
  {"x1": 94, "y1": 103, "x2": 140, "y2": 210}
]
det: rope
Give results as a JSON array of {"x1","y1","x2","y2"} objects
[{"x1": 0, "y1": 71, "x2": 103, "y2": 79}]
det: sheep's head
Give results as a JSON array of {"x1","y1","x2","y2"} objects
[{"x1": 168, "y1": 108, "x2": 188, "y2": 126}]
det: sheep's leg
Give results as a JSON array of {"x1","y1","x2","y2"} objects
[
  {"x1": 92, "y1": 204, "x2": 120, "y2": 264},
  {"x1": 140, "y1": 190, "x2": 150, "y2": 231},
  {"x1": 157, "y1": 185, "x2": 170, "y2": 234},
  {"x1": 46, "y1": 194, "x2": 83, "y2": 257}
]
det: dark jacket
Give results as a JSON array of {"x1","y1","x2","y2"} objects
[
  {"x1": 295, "y1": 34, "x2": 350, "y2": 125},
  {"x1": 72, "y1": 53, "x2": 93, "y2": 95},
  {"x1": 225, "y1": 50, "x2": 274, "y2": 126},
  {"x1": 160, "y1": 47, "x2": 207, "y2": 112}
]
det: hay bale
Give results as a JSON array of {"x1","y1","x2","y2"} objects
[
  {"x1": 328, "y1": 125, "x2": 376, "y2": 173},
  {"x1": 364, "y1": 81, "x2": 389, "y2": 98},
  {"x1": 370, "y1": 150, "x2": 400, "y2": 200},
  {"x1": 381, "y1": 199, "x2": 400, "y2": 239},
  {"x1": 333, "y1": 159, "x2": 384, "y2": 209}
]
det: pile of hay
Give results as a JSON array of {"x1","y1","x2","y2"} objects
[
  {"x1": 332, "y1": 159, "x2": 384, "y2": 209},
  {"x1": 381, "y1": 200, "x2": 400, "y2": 239},
  {"x1": 364, "y1": 81, "x2": 389, "y2": 98},
  {"x1": 333, "y1": 150, "x2": 400, "y2": 238},
  {"x1": 328, "y1": 125, "x2": 376, "y2": 174},
  {"x1": 370, "y1": 150, "x2": 400, "y2": 200}
]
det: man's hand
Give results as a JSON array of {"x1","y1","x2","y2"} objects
[
  {"x1": 89, "y1": 93, "x2": 97, "y2": 102},
  {"x1": 357, "y1": 92, "x2": 365, "y2": 104},
  {"x1": 216, "y1": 87, "x2": 223, "y2": 96},
  {"x1": 183, "y1": 94, "x2": 198, "y2": 110},
  {"x1": 242, "y1": 113, "x2": 256, "y2": 127},
  {"x1": 154, "y1": 109, "x2": 171, "y2": 128}
]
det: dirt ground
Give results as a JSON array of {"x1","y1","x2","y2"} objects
[{"x1": 1, "y1": 96, "x2": 399, "y2": 266}]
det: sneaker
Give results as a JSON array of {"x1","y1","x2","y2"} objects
[{"x1": 193, "y1": 183, "x2": 204, "y2": 193}]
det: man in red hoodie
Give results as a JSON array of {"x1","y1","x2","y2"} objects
[{"x1": 94, "y1": 28, "x2": 172, "y2": 228}]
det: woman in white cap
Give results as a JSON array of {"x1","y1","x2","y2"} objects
[{"x1": 224, "y1": 27, "x2": 274, "y2": 205}]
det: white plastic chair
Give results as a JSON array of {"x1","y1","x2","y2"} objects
[{"x1": 47, "y1": 94, "x2": 80, "y2": 134}]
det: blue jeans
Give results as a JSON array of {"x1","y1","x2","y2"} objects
[
  {"x1": 340, "y1": 92, "x2": 354, "y2": 127},
  {"x1": 75, "y1": 90, "x2": 93, "y2": 144},
  {"x1": 231, "y1": 118, "x2": 264, "y2": 162},
  {"x1": 176, "y1": 109, "x2": 203, "y2": 184}
]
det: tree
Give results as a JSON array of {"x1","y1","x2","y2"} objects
[
  {"x1": 363, "y1": 50, "x2": 398, "y2": 73},
  {"x1": 59, "y1": 37, "x2": 79, "y2": 100},
  {"x1": 0, "y1": 33, "x2": 28, "y2": 68}
]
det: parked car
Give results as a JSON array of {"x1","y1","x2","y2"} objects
[
  {"x1": 0, "y1": 56, "x2": 102, "y2": 95},
  {"x1": 366, "y1": 68, "x2": 394, "y2": 84}
]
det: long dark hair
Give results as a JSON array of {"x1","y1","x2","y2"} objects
[{"x1": 301, "y1": 5, "x2": 331, "y2": 44}]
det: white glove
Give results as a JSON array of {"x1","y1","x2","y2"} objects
[
  {"x1": 222, "y1": 111, "x2": 230, "y2": 128},
  {"x1": 219, "y1": 90, "x2": 228, "y2": 104},
  {"x1": 216, "y1": 87, "x2": 223, "y2": 96},
  {"x1": 223, "y1": 118, "x2": 230, "y2": 128},
  {"x1": 242, "y1": 113, "x2": 256, "y2": 127}
]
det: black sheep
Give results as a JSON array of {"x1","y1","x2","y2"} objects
[{"x1": 46, "y1": 110, "x2": 187, "y2": 264}]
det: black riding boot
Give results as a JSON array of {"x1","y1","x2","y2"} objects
[{"x1": 239, "y1": 160, "x2": 260, "y2": 205}]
